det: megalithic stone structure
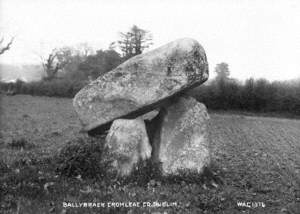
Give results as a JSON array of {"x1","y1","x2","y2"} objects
[
  {"x1": 73, "y1": 38, "x2": 211, "y2": 176},
  {"x1": 73, "y1": 38, "x2": 208, "y2": 134}
]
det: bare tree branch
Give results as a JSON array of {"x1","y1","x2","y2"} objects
[
  {"x1": 39, "y1": 50, "x2": 61, "y2": 80},
  {"x1": 0, "y1": 37, "x2": 14, "y2": 55}
]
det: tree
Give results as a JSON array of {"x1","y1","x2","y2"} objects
[
  {"x1": 79, "y1": 49, "x2": 122, "y2": 80},
  {"x1": 253, "y1": 78, "x2": 269, "y2": 111},
  {"x1": 215, "y1": 62, "x2": 230, "y2": 81},
  {"x1": 0, "y1": 37, "x2": 14, "y2": 55},
  {"x1": 40, "y1": 50, "x2": 61, "y2": 80},
  {"x1": 214, "y1": 63, "x2": 231, "y2": 94},
  {"x1": 40, "y1": 45, "x2": 93, "y2": 81},
  {"x1": 118, "y1": 25, "x2": 153, "y2": 59},
  {"x1": 75, "y1": 43, "x2": 93, "y2": 58},
  {"x1": 242, "y1": 78, "x2": 256, "y2": 110},
  {"x1": 212, "y1": 63, "x2": 232, "y2": 109}
]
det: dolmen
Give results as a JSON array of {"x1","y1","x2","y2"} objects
[{"x1": 73, "y1": 38, "x2": 210, "y2": 176}]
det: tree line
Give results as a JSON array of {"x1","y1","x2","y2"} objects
[
  {"x1": 1, "y1": 27, "x2": 299, "y2": 116},
  {"x1": 0, "y1": 25, "x2": 152, "y2": 97},
  {"x1": 39, "y1": 25, "x2": 151, "y2": 81},
  {"x1": 189, "y1": 63, "x2": 300, "y2": 115}
]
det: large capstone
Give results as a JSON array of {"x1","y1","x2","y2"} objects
[
  {"x1": 105, "y1": 118, "x2": 152, "y2": 176},
  {"x1": 152, "y1": 96, "x2": 210, "y2": 174},
  {"x1": 73, "y1": 38, "x2": 209, "y2": 132}
]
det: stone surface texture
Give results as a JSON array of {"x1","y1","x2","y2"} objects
[
  {"x1": 105, "y1": 118, "x2": 152, "y2": 176},
  {"x1": 73, "y1": 38, "x2": 209, "y2": 131},
  {"x1": 153, "y1": 96, "x2": 210, "y2": 174}
]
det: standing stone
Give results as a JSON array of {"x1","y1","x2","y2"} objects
[
  {"x1": 152, "y1": 96, "x2": 210, "y2": 174},
  {"x1": 73, "y1": 38, "x2": 209, "y2": 132},
  {"x1": 105, "y1": 118, "x2": 152, "y2": 176}
]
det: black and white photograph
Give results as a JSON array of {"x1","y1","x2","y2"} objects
[{"x1": 0, "y1": 0, "x2": 299, "y2": 213}]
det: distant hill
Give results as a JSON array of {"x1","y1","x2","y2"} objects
[{"x1": 0, "y1": 63, "x2": 44, "y2": 82}]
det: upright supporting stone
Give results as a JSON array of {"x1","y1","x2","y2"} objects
[
  {"x1": 152, "y1": 96, "x2": 210, "y2": 174},
  {"x1": 105, "y1": 118, "x2": 152, "y2": 176}
]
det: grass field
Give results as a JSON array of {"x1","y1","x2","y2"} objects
[{"x1": 0, "y1": 94, "x2": 299, "y2": 214}]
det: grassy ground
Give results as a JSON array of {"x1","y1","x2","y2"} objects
[{"x1": 0, "y1": 94, "x2": 299, "y2": 214}]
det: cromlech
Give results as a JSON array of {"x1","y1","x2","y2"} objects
[{"x1": 73, "y1": 38, "x2": 210, "y2": 176}]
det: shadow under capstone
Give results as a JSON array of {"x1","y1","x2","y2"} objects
[{"x1": 86, "y1": 80, "x2": 203, "y2": 136}]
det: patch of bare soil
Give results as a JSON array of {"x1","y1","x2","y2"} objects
[{"x1": 209, "y1": 113, "x2": 300, "y2": 213}]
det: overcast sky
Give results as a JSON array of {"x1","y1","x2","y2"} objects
[{"x1": 0, "y1": 0, "x2": 299, "y2": 81}]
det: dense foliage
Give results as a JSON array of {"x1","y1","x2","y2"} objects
[
  {"x1": 0, "y1": 78, "x2": 86, "y2": 98},
  {"x1": 190, "y1": 63, "x2": 300, "y2": 115},
  {"x1": 0, "y1": 47, "x2": 124, "y2": 97},
  {"x1": 1, "y1": 50, "x2": 299, "y2": 115},
  {"x1": 78, "y1": 49, "x2": 122, "y2": 79},
  {"x1": 56, "y1": 136, "x2": 114, "y2": 180}
]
